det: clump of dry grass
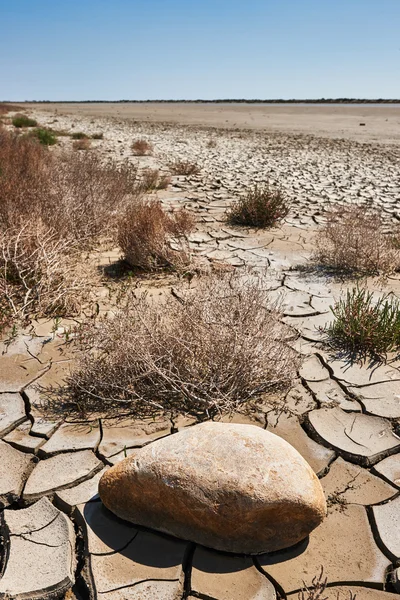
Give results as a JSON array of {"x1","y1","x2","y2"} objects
[
  {"x1": 227, "y1": 184, "x2": 289, "y2": 228},
  {"x1": 314, "y1": 205, "x2": 400, "y2": 276},
  {"x1": 0, "y1": 103, "x2": 21, "y2": 115},
  {"x1": 72, "y1": 138, "x2": 91, "y2": 151},
  {"x1": 118, "y1": 199, "x2": 195, "y2": 271},
  {"x1": 131, "y1": 139, "x2": 153, "y2": 156},
  {"x1": 0, "y1": 223, "x2": 92, "y2": 323},
  {"x1": 60, "y1": 272, "x2": 299, "y2": 420},
  {"x1": 169, "y1": 160, "x2": 200, "y2": 176},
  {"x1": 139, "y1": 168, "x2": 170, "y2": 192},
  {"x1": 298, "y1": 568, "x2": 356, "y2": 599}
]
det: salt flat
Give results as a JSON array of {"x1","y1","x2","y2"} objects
[{"x1": 25, "y1": 101, "x2": 400, "y2": 144}]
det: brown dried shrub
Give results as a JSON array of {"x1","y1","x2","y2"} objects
[
  {"x1": 0, "y1": 129, "x2": 138, "y2": 247},
  {"x1": 139, "y1": 168, "x2": 170, "y2": 192},
  {"x1": 0, "y1": 223, "x2": 92, "y2": 323},
  {"x1": 118, "y1": 199, "x2": 195, "y2": 271},
  {"x1": 131, "y1": 139, "x2": 153, "y2": 156},
  {"x1": 61, "y1": 272, "x2": 299, "y2": 420},
  {"x1": 169, "y1": 160, "x2": 200, "y2": 176},
  {"x1": 228, "y1": 184, "x2": 289, "y2": 228},
  {"x1": 314, "y1": 205, "x2": 400, "y2": 276},
  {"x1": 72, "y1": 137, "x2": 91, "y2": 151}
]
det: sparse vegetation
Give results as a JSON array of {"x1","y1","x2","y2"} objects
[
  {"x1": 92, "y1": 132, "x2": 104, "y2": 139},
  {"x1": 325, "y1": 286, "x2": 400, "y2": 357},
  {"x1": 169, "y1": 160, "x2": 200, "y2": 176},
  {"x1": 71, "y1": 131, "x2": 89, "y2": 140},
  {"x1": 298, "y1": 568, "x2": 328, "y2": 600},
  {"x1": 118, "y1": 199, "x2": 194, "y2": 270},
  {"x1": 131, "y1": 139, "x2": 153, "y2": 156},
  {"x1": 227, "y1": 184, "x2": 289, "y2": 228},
  {"x1": 12, "y1": 114, "x2": 37, "y2": 128},
  {"x1": 0, "y1": 223, "x2": 91, "y2": 323},
  {"x1": 30, "y1": 127, "x2": 57, "y2": 146},
  {"x1": 0, "y1": 128, "x2": 139, "y2": 330},
  {"x1": 315, "y1": 205, "x2": 400, "y2": 276},
  {"x1": 73, "y1": 138, "x2": 91, "y2": 151},
  {"x1": 60, "y1": 272, "x2": 299, "y2": 420},
  {"x1": 139, "y1": 168, "x2": 170, "y2": 192}
]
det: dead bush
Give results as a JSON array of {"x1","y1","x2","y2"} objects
[
  {"x1": 0, "y1": 128, "x2": 52, "y2": 230},
  {"x1": 228, "y1": 184, "x2": 289, "y2": 228},
  {"x1": 61, "y1": 272, "x2": 299, "y2": 420},
  {"x1": 0, "y1": 223, "x2": 92, "y2": 323},
  {"x1": 72, "y1": 138, "x2": 91, "y2": 151},
  {"x1": 139, "y1": 168, "x2": 170, "y2": 192},
  {"x1": 0, "y1": 129, "x2": 138, "y2": 247},
  {"x1": 131, "y1": 139, "x2": 153, "y2": 156},
  {"x1": 118, "y1": 199, "x2": 195, "y2": 270},
  {"x1": 169, "y1": 160, "x2": 200, "y2": 176},
  {"x1": 0, "y1": 103, "x2": 21, "y2": 115},
  {"x1": 314, "y1": 205, "x2": 400, "y2": 276}
]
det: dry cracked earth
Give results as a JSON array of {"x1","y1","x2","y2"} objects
[{"x1": 1, "y1": 108, "x2": 400, "y2": 599}]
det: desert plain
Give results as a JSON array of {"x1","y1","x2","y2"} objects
[{"x1": 0, "y1": 101, "x2": 400, "y2": 600}]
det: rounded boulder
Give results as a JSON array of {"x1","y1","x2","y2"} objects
[{"x1": 99, "y1": 422, "x2": 327, "y2": 554}]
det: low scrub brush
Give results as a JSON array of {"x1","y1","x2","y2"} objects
[
  {"x1": 131, "y1": 139, "x2": 153, "y2": 156},
  {"x1": 61, "y1": 272, "x2": 299, "y2": 420},
  {"x1": 118, "y1": 199, "x2": 195, "y2": 270},
  {"x1": 228, "y1": 184, "x2": 289, "y2": 228},
  {"x1": 169, "y1": 160, "x2": 200, "y2": 176},
  {"x1": 315, "y1": 205, "x2": 400, "y2": 276},
  {"x1": 12, "y1": 114, "x2": 37, "y2": 128}
]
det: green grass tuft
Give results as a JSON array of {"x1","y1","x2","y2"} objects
[
  {"x1": 30, "y1": 128, "x2": 57, "y2": 146},
  {"x1": 325, "y1": 286, "x2": 400, "y2": 356},
  {"x1": 12, "y1": 114, "x2": 37, "y2": 128}
]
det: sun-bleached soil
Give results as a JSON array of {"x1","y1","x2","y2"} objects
[{"x1": 25, "y1": 101, "x2": 400, "y2": 144}]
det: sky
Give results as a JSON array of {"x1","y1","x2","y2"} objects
[{"x1": 0, "y1": 0, "x2": 399, "y2": 101}]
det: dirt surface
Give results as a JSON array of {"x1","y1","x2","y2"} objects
[{"x1": 23, "y1": 101, "x2": 400, "y2": 144}]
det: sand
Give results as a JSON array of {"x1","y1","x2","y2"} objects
[{"x1": 24, "y1": 101, "x2": 400, "y2": 144}]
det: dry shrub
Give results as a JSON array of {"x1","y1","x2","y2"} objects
[
  {"x1": 315, "y1": 205, "x2": 400, "y2": 276},
  {"x1": 228, "y1": 184, "x2": 289, "y2": 228},
  {"x1": 62, "y1": 272, "x2": 299, "y2": 420},
  {"x1": 139, "y1": 168, "x2": 170, "y2": 192},
  {"x1": 0, "y1": 129, "x2": 138, "y2": 247},
  {"x1": 0, "y1": 103, "x2": 21, "y2": 115},
  {"x1": 71, "y1": 131, "x2": 88, "y2": 140},
  {"x1": 72, "y1": 138, "x2": 91, "y2": 151},
  {"x1": 118, "y1": 199, "x2": 195, "y2": 270},
  {"x1": 0, "y1": 223, "x2": 91, "y2": 322},
  {"x1": 131, "y1": 139, "x2": 153, "y2": 156},
  {"x1": 169, "y1": 160, "x2": 200, "y2": 176},
  {"x1": 0, "y1": 128, "x2": 52, "y2": 230}
]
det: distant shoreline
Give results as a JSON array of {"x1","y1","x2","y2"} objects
[{"x1": 3, "y1": 98, "x2": 400, "y2": 105}]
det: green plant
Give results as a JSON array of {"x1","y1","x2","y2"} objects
[
  {"x1": 325, "y1": 286, "x2": 400, "y2": 356},
  {"x1": 71, "y1": 131, "x2": 89, "y2": 140},
  {"x1": 61, "y1": 272, "x2": 299, "y2": 420},
  {"x1": 314, "y1": 205, "x2": 400, "y2": 276},
  {"x1": 227, "y1": 184, "x2": 289, "y2": 228},
  {"x1": 30, "y1": 128, "x2": 57, "y2": 146},
  {"x1": 12, "y1": 114, "x2": 37, "y2": 128}
]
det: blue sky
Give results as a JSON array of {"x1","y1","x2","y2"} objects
[{"x1": 1, "y1": 0, "x2": 399, "y2": 100}]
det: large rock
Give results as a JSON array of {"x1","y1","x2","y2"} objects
[{"x1": 99, "y1": 422, "x2": 326, "y2": 554}]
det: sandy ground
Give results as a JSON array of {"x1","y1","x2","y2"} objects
[{"x1": 24, "y1": 102, "x2": 400, "y2": 144}]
